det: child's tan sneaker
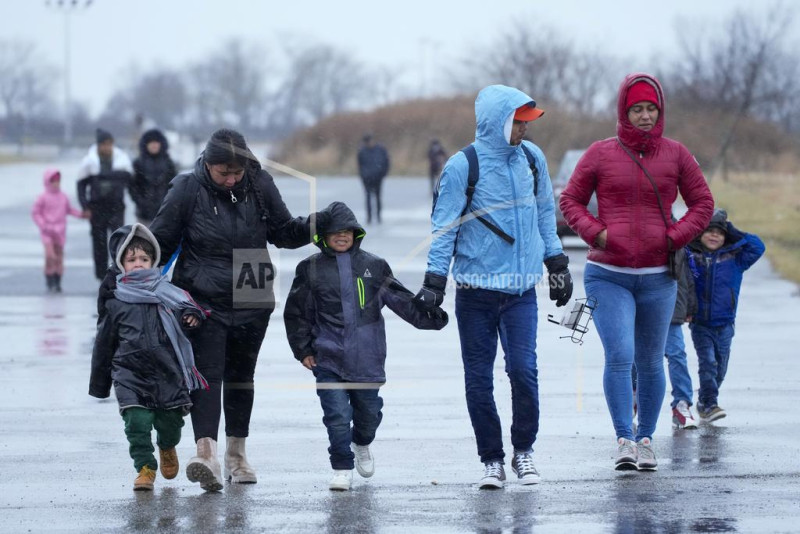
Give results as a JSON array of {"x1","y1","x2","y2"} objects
[
  {"x1": 159, "y1": 448, "x2": 179, "y2": 480},
  {"x1": 133, "y1": 466, "x2": 156, "y2": 491}
]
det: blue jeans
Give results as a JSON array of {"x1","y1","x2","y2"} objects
[
  {"x1": 584, "y1": 264, "x2": 676, "y2": 441},
  {"x1": 690, "y1": 323, "x2": 735, "y2": 407},
  {"x1": 631, "y1": 324, "x2": 694, "y2": 408},
  {"x1": 315, "y1": 368, "x2": 384, "y2": 470},
  {"x1": 455, "y1": 287, "x2": 539, "y2": 463}
]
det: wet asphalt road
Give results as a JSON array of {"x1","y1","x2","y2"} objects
[{"x1": 1, "y1": 162, "x2": 799, "y2": 533}]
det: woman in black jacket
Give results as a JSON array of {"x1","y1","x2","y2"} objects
[
  {"x1": 148, "y1": 128, "x2": 325, "y2": 491},
  {"x1": 130, "y1": 129, "x2": 177, "y2": 225}
]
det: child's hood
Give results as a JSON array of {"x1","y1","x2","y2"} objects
[
  {"x1": 42, "y1": 168, "x2": 61, "y2": 193},
  {"x1": 313, "y1": 201, "x2": 366, "y2": 253},
  {"x1": 109, "y1": 223, "x2": 162, "y2": 272}
]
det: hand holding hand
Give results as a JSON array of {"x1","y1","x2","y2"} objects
[
  {"x1": 302, "y1": 355, "x2": 316, "y2": 370},
  {"x1": 413, "y1": 272, "x2": 447, "y2": 311},
  {"x1": 544, "y1": 253, "x2": 573, "y2": 307}
]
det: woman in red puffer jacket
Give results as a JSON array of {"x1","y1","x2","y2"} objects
[{"x1": 560, "y1": 73, "x2": 713, "y2": 472}]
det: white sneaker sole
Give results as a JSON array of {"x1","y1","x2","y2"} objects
[
  {"x1": 225, "y1": 470, "x2": 258, "y2": 484},
  {"x1": 511, "y1": 469, "x2": 541, "y2": 485},
  {"x1": 705, "y1": 411, "x2": 727, "y2": 422},
  {"x1": 615, "y1": 460, "x2": 638, "y2": 471},
  {"x1": 673, "y1": 418, "x2": 698, "y2": 429},
  {"x1": 479, "y1": 478, "x2": 504, "y2": 489},
  {"x1": 329, "y1": 482, "x2": 351, "y2": 491},
  {"x1": 637, "y1": 462, "x2": 658, "y2": 471}
]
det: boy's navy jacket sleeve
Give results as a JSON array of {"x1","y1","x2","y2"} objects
[
  {"x1": 284, "y1": 260, "x2": 316, "y2": 360},
  {"x1": 89, "y1": 301, "x2": 118, "y2": 398},
  {"x1": 735, "y1": 230, "x2": 766, "y2": 271},
  {"x1": 380, "y1": 261, "x2": 448, "y2": 330}
]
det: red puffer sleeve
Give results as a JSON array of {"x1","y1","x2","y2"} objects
[
  {"x1": 559, "y1": 143, "x2": 605, "y2": 247},
  {"x1": 667, "y1": 145, "x2": 714, "y2": 248}
]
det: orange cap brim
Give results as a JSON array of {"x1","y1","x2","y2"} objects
[{"x1": 514, "y1": 106, "x2": 545, "y2": 122}]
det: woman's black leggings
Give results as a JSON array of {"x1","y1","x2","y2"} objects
[{"x1": 189, "y1": 313, "x2": 270, "y2": 441}]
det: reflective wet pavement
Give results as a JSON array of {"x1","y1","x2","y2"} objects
[{"x1": 1, "y1": 162, "x2": 799, "y2": 532}]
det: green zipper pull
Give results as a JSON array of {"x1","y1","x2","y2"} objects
[{"x1": 357, "y1": 277, "x2": 365, "y2": 310}]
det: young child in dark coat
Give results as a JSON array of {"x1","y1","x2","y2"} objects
[
  {"x1": 686, "y1": 209, "x2": 765, "y2": 422},
  {"x1": 284, "y1": 201, "x2": 448, "y2": 491},
  {"x1": 89, "y1": 223, "x2": 208, "y2": 491}
]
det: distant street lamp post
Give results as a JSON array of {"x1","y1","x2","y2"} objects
[{"x1": 45, "y1": 0, "x2": 92, "y2": 148}]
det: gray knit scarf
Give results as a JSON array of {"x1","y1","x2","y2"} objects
[{"x1": 114, "y1": 268, "x2": 209, "y2": 391}]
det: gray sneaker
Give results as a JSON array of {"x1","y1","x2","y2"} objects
[
  {"x1": 511, "y1": 451, "x2": 541, "y2": 485},
  {"x1": 703, "y1": 405, "x2": 727, "y2": 422},
  {"x1": 479, "y1": 461, "x2": 506, "y2": 489},
  {"x1": 636, "y1": 438, "x2": 658, "y2": 471},
  {"x1": 615, "y1": 438, "x2": 638, "y2": 471}
]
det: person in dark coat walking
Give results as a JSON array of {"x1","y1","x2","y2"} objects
[
  {"x1": 77, "y1": 128, "x2": 133, "y2": 280},
  {"x1": 130, "y1": 129, "x2": 177, "y2": 225},
  {"x1": 146, "y1": 128, "x2": 328, "y2": 492},
  {"x1": 89, "y1": 223, "x2": 207, "y2": 491},
  {"x1": 284, "y1": 201, "x2": 448, "y2": 491},
  {"x1": 427, "y1": 138, "x2": 447, "y2": 193},
  {"x1": 357, "y1": 134, "x2": 390, "y2": 224}
]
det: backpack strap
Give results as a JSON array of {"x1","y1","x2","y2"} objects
[
  {"x1": 459, "y1": 145, "x2": 514, "y2": 245},
  {"x1": 520, "y1": 143, "x2": 539, "y2": 197}
]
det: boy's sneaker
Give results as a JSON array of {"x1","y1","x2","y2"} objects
[
  {"x1": 511, "y1": 451, "x2": 541, "y2": 485},
  {"x1": 351, "y1": 443, "x2": 374, "y2": 478},
  {"x1": 159, "y1": 447, "x2": 179, "y2": 480},
  {"x1": 636, "y1": 438, "x2": 658, "y2": 471},
  {"x1": 672, "y1": 400, "x2": 698, "y2": 429},
  {"x1": 479, "y1": 461, "x2": 506, "y2": 489},
  {"x1": 329, "y1": 469, "x2": 353, "y2": 491},
  {"x1": 615, "y1": 438, "x2": 638, "y2": 471},
  {"x1": 698, "y1": 403, "x2": 727, "y2": 422},
  {"x1": 133, "y1": 466, "x2": 156, "y2": 491}
]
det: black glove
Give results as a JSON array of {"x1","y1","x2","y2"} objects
[
  {"x1": 544, "y1": 253, "x2": 573, "y2": 307},
  {"x1": 426, "y1": 307, "x2": 449, "y2": 329},
  {"x1": 413, "y1": 272, "x2": 447, "y2": 311}
]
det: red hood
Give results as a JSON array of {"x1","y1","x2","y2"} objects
[{"x1": 616, "y1": 73, "x2": 665, "y2": 153}]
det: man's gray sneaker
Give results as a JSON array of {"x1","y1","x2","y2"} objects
[
  {"x1": 479, "y1": 461, "x2": 505, "y2": 489},
  {"x1": 636, "y1": 437, "x2": 658, "y2": 471},
  {"x1": 511, "y1": 451, "x2": 541, "y2": 485},
  {"x1": 698, "y1": 404, "x2": 727, "y2": 422},
  {"x1": 615, "y1": 438, "x2": 638, "y2": 471}
]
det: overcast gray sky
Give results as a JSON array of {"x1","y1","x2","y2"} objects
[{"x1": 1, "y1": 0, "x2": 792, "y2": 115}]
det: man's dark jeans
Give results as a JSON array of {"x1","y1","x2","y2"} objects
[
  {"x1": 315, "y1": 367, "x2": 384, "y2": 470},
  {"x1": 455, "y1": 286, "x2": 539, "y2": 463}
]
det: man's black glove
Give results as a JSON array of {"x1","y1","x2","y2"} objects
[
  {"x1": 544, "y1": 253, "x2": 573, "y2": 307},
  {"x1": 413, "y1": 272, "x2": 447, "y2": 311}
]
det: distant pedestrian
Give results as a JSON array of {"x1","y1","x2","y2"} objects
[
  {"x1": 31, "y1": 168, "x2": 88, "y2": 292},
  {"x1": 427, "y1": 139, "x2": 447, "y2": 193},
  {"x1": 77, "y1": 128, "x2": 133, "y2": 280},
  {"x1": 560, "y1": 73, "x2": 714, "y2": 472},
  {"x1": 633, "y1": 246, "x2": 699, "y2": 430},
  {"x1": 130, "y1": 128, "x2": 177, "y2": 225},
  {"x1": 284, "y1": 201, "x2": 447, "y2": 491},
  {"x1": 686, "y1": 209, "x2": 765, "y2": 422},
  {"x1": 89, "y1": 223, "x2": 207, "y2": 491},
  {"x1": 357, "y1": 134, "x2": 390, "y2": 224}
]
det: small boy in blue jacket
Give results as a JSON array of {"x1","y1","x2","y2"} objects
[{"x1": 686, "y1": 209, "x2": 765, "y2": 421}]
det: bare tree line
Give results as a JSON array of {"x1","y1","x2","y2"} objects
[{"x1": 1, "y1": 2, "x2": 799, "y2": 159}]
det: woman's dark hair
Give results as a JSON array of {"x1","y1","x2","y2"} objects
[
  {"x1": 203, "y1": 128, "x2": 258, "y2": 169},
  {"x1": 123, "y1": 236, "x2": 156, "y2": 262}
]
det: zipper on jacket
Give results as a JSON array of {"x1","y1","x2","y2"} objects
[
  {"x1": 704, "y1": 255, "x2": 714, "y2": 322},
  {"x1": 357, "y1": 277, "x2": 365, "y2": 310},
  {"x1": 229, "y1": 190, "x2": 238, "y2": 203},
  {"x1": 507, "y1": 159, "x2": 522, "y2": 287}
]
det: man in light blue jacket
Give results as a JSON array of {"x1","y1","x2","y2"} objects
[{"x1": 414, "y1": 85, "x2": 572, "y2": 489}]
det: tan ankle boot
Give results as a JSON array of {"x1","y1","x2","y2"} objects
[
  {"x1": 159, "y1": 447, "x2": 179, "y2": 480},
  {"x1": 186, "y1": 437, "x2": 224, "y2": 491},
  {"x1": 224, "y1": 436, "x2": 257, "y2": 484},
  {"x1": 133, "y1": 466, "x2": 156, "y2": 491}
]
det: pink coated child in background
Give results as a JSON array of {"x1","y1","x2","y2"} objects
[{"x1": 31, "y1": 168, "x2": 88, "y2": 293}]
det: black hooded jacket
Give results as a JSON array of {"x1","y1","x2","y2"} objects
[
  {"x1": 148, "y1": 156, "x2": 312, "y2": 326},
  {"x1": 89, "y1": 224, "x2": 204, "y2": 413},
  {"x1": 283, "y1": 202, "x2": 448, "y2": 382},
  {"x1": 131, "y1": 129, "x2": 177, "y2": 221}
]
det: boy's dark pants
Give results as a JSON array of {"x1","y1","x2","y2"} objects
[
  {"x1": 690, "y1": 322, "x2": 735, "y2": 407},
  {"x1": 315, "y1": 367, "x2": 383, "y2": 470},
  {"x1": 122, "y1": 407, "x2": 184, "y2": 471}
]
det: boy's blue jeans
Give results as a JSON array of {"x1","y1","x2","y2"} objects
[
  {"x1": 584, "y1": 264, "x2": 676, "y2": 441},
  {"x1": 634, "y1": 324, "x2": 694, "y2": 408},
  {"x1": 690, "y1": 323, "x2": 735, "y2": 407},
  {"x1": 314, "y1": 367, "x2": 383, "y2": 470},
  {"x1": 455, "y1": 286, "x2": 539, "y2": 464}
]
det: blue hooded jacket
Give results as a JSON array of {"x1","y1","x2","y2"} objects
[{"x1": 426, "y1": 85, "x2": 562, "y2": 294}]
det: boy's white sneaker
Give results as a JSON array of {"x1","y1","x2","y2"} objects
[
  {"x1": 351, "y1": 443, "x2": 375, "y2": 478},
  {"x1": 329, "y1": 469, "x2": 353, "y2": 491}
]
